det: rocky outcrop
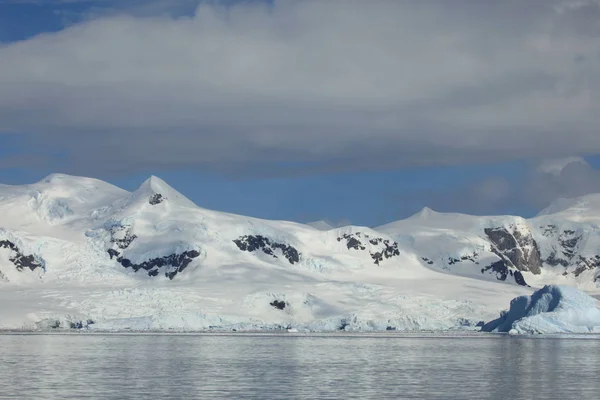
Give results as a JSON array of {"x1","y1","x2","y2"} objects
[
  {"x1": 269, "y1": 300, "x2": 287, "y2": 310},
  {"x1": 481, "y1": 260, "x2": 528, "y2": 286},
  {"x1": 448, "y1": 252, "x2": 480, "y2": 266},
  {"x1": 108, "y1": 248, "x2": 201, "y2": 280},
  {"x1": 423, "y1": 249, "x2": 527, "y2": 286},
  {"x1": 0, "y1": 239, "x2": 44, "y2": 272},
  {"x1": 337, "y1": 232, "x2": 400, "y2": 265},
  {"x1": 542, "y1": 227, "x2": 582, "y2": 268},
  {"x1": 233, "y1": 235, "x2": 300, "y2": 265},
  {"x1": 105, "y1": 224, "x2": 201, "y2": 279},
  {"x1": 569, "y1": 256, "x2": 600, "y2": 280},
  {"x1": 421, "y1": 257, "x2": 434, "y2": 265},
  {"x1": 149, "y1": 193, "x2": 165, "y2": 205},
  {"x1": 537, "y1": 226, "x2": 600, "y2": 280},
  {"x1": 484, "y1": 226, "x2": 542, "y2": 274}
]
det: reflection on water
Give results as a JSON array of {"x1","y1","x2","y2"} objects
[{"x1": 0, "y1": 333, "x2": 599, "y2": 399}]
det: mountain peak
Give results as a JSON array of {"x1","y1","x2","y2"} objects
[
  {"x1": 40, "y1": 173, "x2": 69, "y2": 183},
  {"x1": 412, "y1": 207, "x2": 437, "y2": 219},
  {"x1": 139, "y1": 175, "x2": 169, "y2": 193},
  {"x1": 134, "y1": 175, "x2": 197, "y2": 209}
]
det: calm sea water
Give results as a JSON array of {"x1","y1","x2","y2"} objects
[{"x1": 0, "y1": 333, "x2": 599, "y2": 399}]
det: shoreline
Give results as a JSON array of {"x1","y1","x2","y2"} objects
[{"x1": 1, "y1": 330, "x2": 600, "y2": 339}]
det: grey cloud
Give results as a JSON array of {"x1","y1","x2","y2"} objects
[
  {"x1": 391, "y1": 175, "x2": 517, "y2": 218},
  {"x1": 525, "y1": 158, "x2": 600, "y2": 208},
  {"x1": 396, "y1": 157, "x2": 600, "y2": 219},
  {"x1": 1, "y1": 0, "x2": 600, "y2": 176}
]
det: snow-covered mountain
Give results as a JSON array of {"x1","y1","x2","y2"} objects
[{"x1": 1, "y1": 174, "x2": 599, "y2": 332}]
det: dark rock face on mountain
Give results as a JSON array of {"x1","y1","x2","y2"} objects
[
  {"x1": 484, "y1": 226, "x2": 542, "y2": 274},
  {"x1": 0, "y1": 239, "x2": 44, "y2": 272},
  {"x1": 234, "y1": 235, "x2": 301, "y2": 265},
  {"x1": 541, "y1": 225, "x2": 583, "y2": 268},
  {"x1": 422, "y1": 249, "x2": 528, "y2": 286},
  {"x1": 108, "y1": 248, "x2": 201, "y2": 280},
  {"x1": 448, "y1": 252, "x2": 480, "y2": 266},
  {"x1": 570, "y1": 256, "x2": 600, "y2": 281},
  {"x1": 421, "y1": 257, "x2": 434, "y2": 265},
  {"x1": 481, "y1": 260, "x2": 529, "y2": 286},
  {"x1": 537, "y1": 225, "x2": 600, "y2": 280},
  {"x1": 270, "y1": 300, "x2": 287, "y2": 310},
  {"x1": 337, "y1": 232, "x2": 400, "y2": 265},
  {"x1": 149, "y1": 193, "x2": 165, "y2": 205}
]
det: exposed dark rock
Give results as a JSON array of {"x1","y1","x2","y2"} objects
[
  {"x1": 113, "y1": 231, "x2": 137, "y2": 250},
  {"x1": 111, "y1": 249, "x2": 201, "y2": 280},
  {"x1": 480, "y1": 260, "x2": 529, "y2": 287},
  {"x1": 484, "y1": 226, "x2": 542, "y2": 274},
  {"x1": 346, "y1": 237, "x2": 365, "y2": 250},
  {"x1": 546, "y1": 252, "x2": 569, "y2": 267},
  {"x1": 233, "y1": 235, "x2": 300, "y2": 265},
  {"x1": 539, "y1": 228, "x2": 600, "y2": 279},
  {"x1": 386, "y1": 326, "x2": 396, "y2": 331},
  {"x1": 448, "y1": 257, "x2": 461, "y2": 265},
  {"x1": 540, "y1": 225, "x2": 557, "y2": 237},
  {"x1": 337, "y1": 233, "x2": 400, "y2": 265},
  {"x1": 107, "y1": 249, "x2": 120, "y2": 259},
  {"x1": 105, "y1": 224, "x2": 199, "y2": 279},
  {"x1": 433, "y1": 251, "x2": 480, "y2": 271},
  {"x1": 481, "y1": 260, "x2": 509, "y2": 281},
  {"x1": 544, "y1": 230, "x2": 582, "y2": 267},
  {"x1": 572, "y1": 255, "x2": 600, "y2": 277},
  {"x1": 149, "y1": 193, "x2": 165, "y2": 205},
  {"x1": 513, "y1": 271, "x2": 527, "y2": 286},
  {"x1": 0, "y1": 239, "x2": 44, "y2": 272},
  {"x1": 270, "y1": 300, "x2": 287, "y2": 310}
]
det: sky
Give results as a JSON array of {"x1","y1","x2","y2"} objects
[{"x1": 1, "y1": 0, "x2": 600, "y2": 227}]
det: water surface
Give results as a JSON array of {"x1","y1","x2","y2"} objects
[{"x1": 0, "y1": 333, "x2": 598, "y2": 399}]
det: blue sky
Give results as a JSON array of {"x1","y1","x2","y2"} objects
[{"x1": 1, "y1": 0, "x2": 600, "y2": 226}]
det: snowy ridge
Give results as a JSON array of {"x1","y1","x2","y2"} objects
[{"x1": 1, "y1": 174, "x2": 600, "y2": 332}]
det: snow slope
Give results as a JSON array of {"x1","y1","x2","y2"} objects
[{"x1": 1, "y1": 174, "x2": 600, "y2": 332}]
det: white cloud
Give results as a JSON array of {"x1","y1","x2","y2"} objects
[{"x1": 1, "y1": 0, "x2": 600, "y2": 175}]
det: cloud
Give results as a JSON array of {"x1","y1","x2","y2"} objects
[
  {"x1": 392, "y1": 174, "x2": 516, "y2": 218},
  {"x1": 536, "y1": 156, "x2": 587, "y2": 175},
  {"x1": 1, "y1": 0, "x2": 600, "y2": 176},
  {"x1": 525, "y1": 157, "x2": 600, "y2": 208},
  {"x1": 399, "y1": 156, "x2": 600, "y2": 218}
]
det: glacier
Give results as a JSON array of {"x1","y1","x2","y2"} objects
[
  {"x1": 1, "y1": 174, "x2": 600, "y2": 333},
  {"x1": 482, "y1": 285, "x2": 600, "y2": 334}
]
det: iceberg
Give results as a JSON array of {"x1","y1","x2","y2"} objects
[{"x1": 482, "y1": 285, "x2": 600, "y2": 334}]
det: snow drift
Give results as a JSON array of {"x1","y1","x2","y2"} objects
[{"x1": 481, "y1": 285, "x2": 600, "y2": 334}]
